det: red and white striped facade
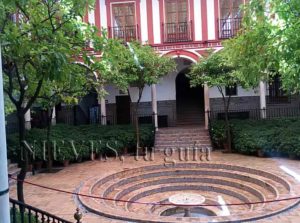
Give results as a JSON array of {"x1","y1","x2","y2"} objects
[
  {"x1": 84, "y1": 0, "x2": 228, "y2": 61},
  {"x1": 80, "y1": 0, "x2": 270, "y2": 129}
]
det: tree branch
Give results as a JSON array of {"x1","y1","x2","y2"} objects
[{"x1": 24, "y1": 78, "x2": 44, "y2": 113}]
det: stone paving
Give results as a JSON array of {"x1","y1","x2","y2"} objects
[{"x1": 9, "y1": 151, "x2": 300, "y2": 223}]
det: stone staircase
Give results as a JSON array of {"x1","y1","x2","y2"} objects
[
  {"x1": 154, "y1": 126, "x2": 211, "y2": 151},
  {"x1": 176, "y1": 99, "x2": 205, "y2": 126}
]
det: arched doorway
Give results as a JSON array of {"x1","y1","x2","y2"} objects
[{"x1": 175, "y1": 59, "x2": 204, "y2": 126}]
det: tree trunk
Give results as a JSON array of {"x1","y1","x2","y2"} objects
[
  {"x1": 135, "y1": 102, "x2": 141, "y2": 149},
  {"x1": 223, "y1": 97, "x2": 232, "y2": 152},
  {"x1": 218, "y1": 86, "x2": 232, "y2": 153},
  {"x1": 134, "y1": 87, "x2": 144, "y2": 150},
  {"x1": 17, "y1": 111, "x2": 28, "y2": 203},
  {"x1": 46, "y1": 108, "x2": 53, "y2": 172}
]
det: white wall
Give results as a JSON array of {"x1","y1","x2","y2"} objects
[
  {"x1": 152, "y1": 0, "x2": 161, "y2": 44},
  {"x1": 140, "y1": 0, "x2": 148, "y2": 43},
  {"x1": 104, "y1": 58, "x2": 192, "y2": 103},
  {"x1": 88, "y1": 9, "x2": 95, "y2": 25},
  {"x1": 207, "y1": 0, "x2": 216, "y2": 40},
  {"x1": 209, "y1": 86, "x2": 260, "y2": 98},
  {"x1": 194, "y1": 0, "x2": 202, "y2": 41},
  {"x1": 105, "y1": 80, "x2": 261, "y2": 104},
  {"x1": 100, "y1": 0, "x2": 107, "y2": 29}
]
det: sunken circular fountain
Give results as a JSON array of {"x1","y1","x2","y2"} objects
[{"x1": 78, "y1": 163, "x2": 300, "y2": 222}]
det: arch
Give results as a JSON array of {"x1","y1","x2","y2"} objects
[{"x1": 162, "y1": 50, "x2": 199, "y2": 63}]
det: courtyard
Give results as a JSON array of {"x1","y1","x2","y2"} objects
[{"x1": 9, "y1": 151, "x2": 300, "y2": 223}]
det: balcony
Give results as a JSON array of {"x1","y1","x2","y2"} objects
[
  {"x1": 219, "y1": 18, "x2": 242, "y2": 39},
  {"x1": 162, "y1": 21, "x2": 193, "y2": 43},
  {"x1": 109, "y1": 25, "x2": 138, "y2": 42}
]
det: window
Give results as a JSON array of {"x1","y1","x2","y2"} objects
[
  {"x1": 219, "y1": 0, "x2": 245, "y2": 38},
  {"x1": 163, "y1": 0, "x2": 192, "y2": 42},
  {"x1": 225, "y1": 84, "x2": 237, "y2": 96},
  {"x1": 111, "y1": 3, "x2": 137, "y2": 41},
  {"x1": 267, "y1": 74, "x2": 290, "y2": 104},
  {"x1": 165, "y1": 0, "x2": 188, "y2": 24}
]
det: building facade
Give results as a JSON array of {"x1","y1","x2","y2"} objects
[{"x1": 66, "y1": 0, "x2": 300, "y2": 129}]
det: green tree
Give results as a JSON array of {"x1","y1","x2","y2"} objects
[
  {"x1": 85, "y1": 34, "x2": 176, "y2": 148},
  {"x1": 224, "y1": 0, "x2": 300, "y2": 92},
  {"x1": 0, "y1": 0, "x2": 94, "y2": 202},
  {"x1": 189, "y1": 51, "x2": 245, "y2": 152},
  {"x1": 37, "y1": 65, "x2": 91, "y2": 171}
]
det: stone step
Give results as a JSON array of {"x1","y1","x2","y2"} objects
[
  {"x1": 8, "y1": 165, "x2": 21, "y2": 186},
  {"x1": 155, "y1": 138, "x2": 208, "y2": 141},
  {"x1": 156, "y1": 130, "x2": 209, "y2": 135},
  {"x1": 8, "y1": 163, "x2": 19, "y2": 170},
  {"x1": 118, "y1": 182, "x2": 263, "y2": 212},
  {"x1": 155, "y1": 142, "x2": 211, "y2": 148},
  {"x1": 155, "y1": 145, "x2": 212, "y2": 151},
  {"x1": 155, "y1": 134, "x2": 210, "y2": 138},
  {"x1": 78, "y1": 163, "x2": 294, "y2": 222},
  {"x1": 155, "y1": 138, "x2": 211, "y2": 143},
  {"x1": 99, "y1": 168, "x2": 287, "y2": 198}
]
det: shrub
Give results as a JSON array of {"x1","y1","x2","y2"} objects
[
  {"x1": 210, "y1": 118, "x2": 300, "y2": 158},
  {"x1": 7, "y1": 124, "x2": 154, "y2": 163},
  {"x1": 210, "y1": 120, "x2": 227, "y2": 148}
]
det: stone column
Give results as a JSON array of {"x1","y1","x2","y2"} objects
[
  {"x1": 98, "y1": 85, "x2": 107, "y2": 125},
  {"x1": 151, "y1": 84, "x2": 158, "y2": 131},
  {"x1": 259, "y1": 81, "x2": 267, "y2": 119},
  {"x1": 204, "y1": 84, "x2": 210, "y2": 130},
  {"x1": 24, "y1": 101, "x2": 31, "y2": 130},
  {"x1": 51, "y1": 106, "x2": 56, "y2": 125},
  {"x1": 100, "y1": 96, "x2": 107, "y2": 125}
]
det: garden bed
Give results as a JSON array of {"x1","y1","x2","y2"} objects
[
  {"x1": 7, "y1": 124, "x2": 154, "y2": 165},
  {"x1": 210, "y1": 118, "x2": 300, "y2": 158}
]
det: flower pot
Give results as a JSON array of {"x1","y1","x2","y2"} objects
[
  {"x1": 257, "y1": 149, "x2": 265, "y2": 158},
  {"x1": 63, "y1": 160, "x2": 70, "y2": 167}
]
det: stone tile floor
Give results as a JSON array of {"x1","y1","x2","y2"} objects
[{"x1": 9, "y1": 151, "x2": 300, "y2": 223}]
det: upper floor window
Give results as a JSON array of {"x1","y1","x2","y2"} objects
[
  {"x1": 111, "y1": 3, "x2": 137, "y2": 42},
  {"x1": 163, "y1": 0, "x2": 192, "y2": 43},
  {"x1": 219, "y1": 0, "x2": 245, "y2": 39}
]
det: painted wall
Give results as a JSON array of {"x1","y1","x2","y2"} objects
[
  {"x1": 86, "y1": 0, "x2": 222, "y2": 44},
  {"x1": 209, "y1": 86, "x2": 260, "y2": 98}
]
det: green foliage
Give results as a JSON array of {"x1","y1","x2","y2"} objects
[
  {"x1": 209, "y1": 121, "x2": 227, "y2": 147},
  {"x1": 1, "y1": 0, "x2": 93, "y2": 114},
  {"x1": 4, "y1": 93, "x2": 15, "y2": 115},
  {"x1": 223, "y1": 0, "x2": 300, "y2": 92},
  {"x1": 85, "y1": 32, "x2": 176, "y2": 96},
  {"x1": 189, "y1": 51, "x2": 239, "y2": 89},
  {"x1": 210, "y1": 119, "x2": 300, "y2": 157},
  {"x1": 7, "y1": 124, "x2": 154, "y2": 163},
  {"x1": 10, "y1": 208, "x2": 40, "y2": 223}
]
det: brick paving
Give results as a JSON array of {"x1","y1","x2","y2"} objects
[{"x1": 9, "y1": 151, "x2": 300, "y2": 223}]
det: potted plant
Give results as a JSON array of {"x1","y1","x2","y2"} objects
[{"x1": 57, "y1": 146, "x2": 74, "y2": 167}]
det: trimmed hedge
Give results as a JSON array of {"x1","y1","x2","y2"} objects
[
  {"x1": 7, "y1": 124, "x2": 154, "y2": 163},
  {"x1": 210, "y1": 118, "x2": 300, "y2": 157}
]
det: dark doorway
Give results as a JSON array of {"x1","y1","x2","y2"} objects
[
  {"x1": 176, "y1": 68, "x2": 204, "y2": 125},
  {"x1": 116, "y1": 95, "x2": 131, "y2": 124}
]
